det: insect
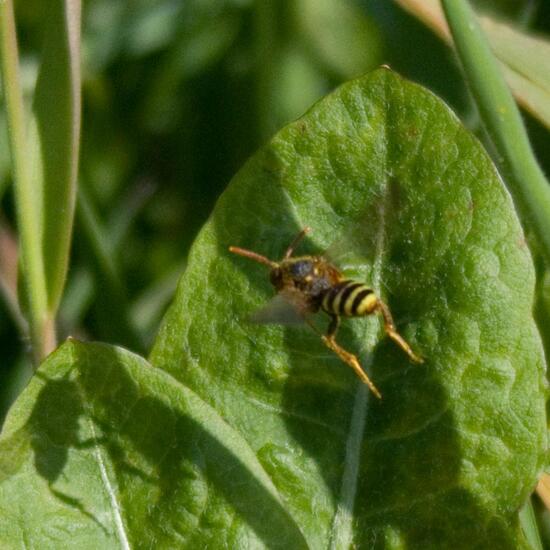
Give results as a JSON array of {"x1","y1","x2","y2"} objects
[{"x1": 229, "y1": 227, "x2": 423, "y2": 398}]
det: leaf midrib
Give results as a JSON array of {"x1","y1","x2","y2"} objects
[
  {"x1": 87, "y1": 416, "x2": 131, "y2": 550},
  {"x1": 328, "y1": 92, "x2": 390, "y2": 549},
  {"x1": 71, "y1": 342, "x2": 309, "y2": 549},
  {"x1": 72, "y1": 343, "x2": 132, "y2": 550}
]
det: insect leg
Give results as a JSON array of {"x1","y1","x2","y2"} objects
[
  {"x1": 327, "y1": 313, "x2": 340, "y2": 338},
  {"x1": 375, "y1": 299, "x2": 424, "y2": 363},
  {"x1": 322, "y1": 314, "x2": 382, "y2": 398},
  {"x1": 283, "y1": 227, "x2": 311, "y2": 259}
]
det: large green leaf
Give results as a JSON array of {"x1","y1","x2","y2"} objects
[
  {"x1": 150, "y1": 69, "x2": 547, "y2": 547},
  {"x1": 0, "y1": 69, "x2": 546, "y2": 548},
  {"x1": 0, "y1": 340, "x2": 308, "y2": 549}
]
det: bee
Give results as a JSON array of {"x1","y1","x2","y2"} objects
[{"x1": 229, "y1": 227, "x2": 423, "y2": 398}]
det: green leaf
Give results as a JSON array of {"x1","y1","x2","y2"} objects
[
  {"x1": 295, "y1": 0, "x2": 383, "y2": 79},
  {"x1": 151, "y1": 69, "x2": 548, "y2": 547},
  {"x1": 480, "y1": 16, "x2": 550, "y2": 95},
  {"x1": 1, "y1": 68, "x2": 546, "y2": 548},
  {"x1": 477, "y1": 16, "x2": 550, "y2": 130},
  {"x1": 30, "y1": 0, "x2": 81, "y2": 314},
  {"x1": 0, "y1": 340, "x2": 308, "y2": 549}
]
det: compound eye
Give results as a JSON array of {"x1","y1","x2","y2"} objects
[{"x1": 290, "y1": 261, "x2": 312, "y2": 278}]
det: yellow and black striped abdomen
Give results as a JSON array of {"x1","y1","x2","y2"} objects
[{"x1": 321, "y1": 280, "x2": 377, "y2": 317}]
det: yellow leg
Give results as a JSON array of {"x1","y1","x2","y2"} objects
[
  {"x1": 322, "y1": 335, "x2": 382, "y2": 398},
  {"x1": 322, "y1": 314, "x2": 382, "y2": 398},
  {"x1": 375, "y1": 300, "x2": 423, "y2": 363}
]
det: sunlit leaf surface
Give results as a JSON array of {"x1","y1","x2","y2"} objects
[
  {"x1": 0, "y1": 69, "x2": 546, "y2": 548},
  {"x1": 151, "y1": 68, "x2": 547, "y2": 548},
  {"x1": 0, "y1": 341, "x2": 307, "y2": 549}
]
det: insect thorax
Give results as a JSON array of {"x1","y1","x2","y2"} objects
[{"x1": 270, "y1": 256, "x2": 340, "y2": 298}]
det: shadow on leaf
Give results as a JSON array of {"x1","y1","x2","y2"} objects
[{"x1": 11, "y1": 342, "x2": 308, "y2": 548}]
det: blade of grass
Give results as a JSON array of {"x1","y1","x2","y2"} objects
[
  {"x1": 129, "y1": 264, "x2": 182, "y2": 338},
  {"x1": 32, "y1": 0, "x2": 81, "y2": 315},
  {"x1": 519, "y1": 499, "x2": 544, "y2": 550},
  {"x1": 501, "y1": 66, "x2": 550, "y2": 131},
  {"x1": 441, "y1": 0, "x2": 550, "y2": 264},
  {"x1": 77, "y1": 185, "x2": 123, "y2": 296},
  {"x1": 479, "y1": 16, "x2": 550, "y2": 93},
  {"x1": 0, "y1": 0, "x2": 51, "y2": 361},
  {"x1": 58, "y1": 266, "x2": 94, "y2": 333},
  {"x1": 77, "y1": 185, "x2": 142, "y2": 351},
  {"x1": 107, "y1": 178, "x2": 156, "y2": 250},
  {"x1": 395, "y1": 0, "x2": 550, "y2": 131}
]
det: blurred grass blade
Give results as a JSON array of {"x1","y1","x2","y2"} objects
[
  {"x1": 0, "y1": 219, "x2": 26, "y2": 333},
  {"x1": 58, "y1": 266, "x2": 94, "y2": 332},
  {"x1": 0, "y1": 0, "x2": 49, "y2": 361},
  {"x1": 394, "y1": 0, "x2": 448, "y2": 38},
  {"x1": 77, "y1": 185, "x2": 142, "y2": 351},
  {"x1": 483, "y1": 17, "x2": 550, "y2": 128},
  {"x1": 77, "y1": 185, "x2": 122, "y2": 296},
  {"x1": 130, "y1": 264, "x2": 182, "y2": 339},
  {"x1": 295, "y1": 0, "x2": 382, "y2": 79},
  {"x1": 0, "y1": 0, "x2": 81, "y2": 361},
  {"x1": 107, "y1": 179, "x2": 156, "y2": 250},
  {"x1": 0, "y1": 111, "x2": 10, "y2": 201},
  {"x1": 441, "y1": 0, "x2": 550, "y2": 264},
  {"x1": 31, "y1": 0, "x2": 81, "y2": 314},
  {"x1": 519, "y1": 499, "x2": 544, "y2": 550},
  {"x1": 396, "y1": 0, "x2": 550, "y2": 131},
  {"x1": 481, "y1": 16, "x2": 550, "y2": 92},
  {"x1": 501, "y1": 66, "x2": 550, "y2": 130}
]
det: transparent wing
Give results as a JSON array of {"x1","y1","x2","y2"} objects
[
  {"x1": 248, "y1": 289, "x2": 310, "y2": 325},
  {"x1": 323, "y1": 224, "x2": 378, "y2": 271},
  {"x1": 323, "y1": 180, "x2": 406, "y2": 295},
  {"x1": 323, "y1": 202, "x2": 385, "y2": 274}
]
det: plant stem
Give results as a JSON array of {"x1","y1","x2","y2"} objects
[
  {"x1": 441, "y1": 0, "x2": 550, "y2": 264},
  {"x1": 519, "y1": 499, "x2": 543, "y2": 550},
  {"x1": 0, "y1": 0, "x2": 53, "y2": 363}
]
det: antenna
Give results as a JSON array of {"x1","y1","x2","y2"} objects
[
  {"x1": 228, "y1": 246, "x2": 278, "y2": 268},
  {"x1": 283, "y1": 227, "x2": 312, "y2": 259}
]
